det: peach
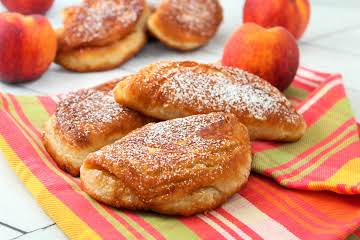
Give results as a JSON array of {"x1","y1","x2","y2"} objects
[
  {"x1": 0, "y1": 12, "x2": 57, "y2": 83},
  {"x1": 243, "y1": 0, "x2": 310, "y2": 39},
  {"x1": 1, "y1": 0, "x2": 54, "y2": 15},
  {"x1": 221, "y1": 23, "x2": 299, "y2": 91}
]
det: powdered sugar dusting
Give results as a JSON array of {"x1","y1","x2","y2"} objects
[
  {"x1": 157, "y1": 63, "x2": 297, "y2": 123},
  {"x1": 93, "y1": 113, "x2": 243, "y2": 198},
  {"x1": 141, "y1": 113, "x2": 226, "y2": 148},
  {"x1": 99, "y1": 113, "x2": 229, "y2": 162},
  {"x1": 63, "y1": 0, "x2": 143, "y2": 47},
  {"x1": 163, "y1": 0, "x2": 222, "y2": 37},
  {"x1": 56, "y1": 89, "x2": 129, "y2": 140}
]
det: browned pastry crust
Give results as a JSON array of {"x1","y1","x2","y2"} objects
[
  {"x1": 58, "y1": 0, "x2": 145, "y2": 51},
  {"x1": 81, "y1": 112, "x2": 252, "y2": 216},
  {"x1": 147, "y1": 0, "x2": 223, "y2": 51},
  {"x1": 43, "y1": 79, "x2": 153, "y2": 176},
  {"x1": 113, "y1": 61, "x2": 307, "y2": 141},
  {"x1": 55, "y1": 0, "x2": 150, "y2": 72}
]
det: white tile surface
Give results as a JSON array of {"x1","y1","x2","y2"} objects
[
  {"x1": 346, "y1": 88, "x2": 360, "y2": 120},
  {"x1": 312, "y1": 0, "x2": 360, "y2": 8},
  {"x1": 0, "y1": 225, "x2": 22, "y2": 239},
  {"x1": 20, "y1": 64, "x2": 132, "y2": 95},
  {"x1": 11, "y1": 225, "x2": 67, "y2": 240},
  {"x1": 0, "y1": 1, "x2": 359, "y2": 239},
  {"x1": 299, "y1": 42, "x2": 360, "y2": 91},
  {"x1": 0, "y1": 83, "x2": 40, "y2": 95},
  {"x1": 312, "y1": 28, "x2": 360, "y2": 55},
  {"x1": 301, "y1": 4, "x2": 360, "y2": 42},
  {"x1": 0, "y1": 152, "x2": 54, "y2": 232}
]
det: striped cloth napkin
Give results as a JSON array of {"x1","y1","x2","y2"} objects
[
  {"x1": 0, "y1": 67, "x2": 359, "y2": 239},
  {"x1": 253, "y1": 67, "x2": 360, "y2": 194}
]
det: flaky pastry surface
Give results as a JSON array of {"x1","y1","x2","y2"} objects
[
  {"x1": 43, "y1": 79, "x2": 153, "y2": 176},
  {"x1": 114, "y1": 61, "x2": 307, "y2": 141},
  {"x1": 81, "y1": 112, "x2": 251, "y2": 215},
  {"x1": 58, "y1": 0, "x2": 146, "y2": 51},
  {"x1": 147, "y1": 0, "x2": 223, "y2": 50},
  {"x1": 55, "y1": 0, "x2": 149, "y2": 72}
]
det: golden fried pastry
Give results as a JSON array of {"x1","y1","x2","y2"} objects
[
  {"x1": 147, "y1": 0, "x2": 223, "y2": 51},
  {"x1": 81, "y1": 112, "x2": 251, "y2": 216},
  {"x1": 55, "y1": 0, "x2": 150, "y2": 72},
  {"x1": 43, "y1": 79, "x2": 153, "y2": 176},
  {"x1": 114, "y1": 61, "x2": 307, "y2": 141}
]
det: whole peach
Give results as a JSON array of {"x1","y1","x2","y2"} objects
[
  {"x1": 1, "y1": 0, "x2": 54, "y2": 15},
  {"x1": 222, "y1": 23, "x2": 299, "y2": 91},
  {"x1": 0, "y1": 13, "x2": 57, "y2": 83},
  {"x1": 243, "y1": 0, "x2": 310, "y2": 39}
]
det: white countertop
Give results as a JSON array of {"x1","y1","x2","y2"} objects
[{"x1": 0, "y1": 0, "x2": 359, "y2": 239}]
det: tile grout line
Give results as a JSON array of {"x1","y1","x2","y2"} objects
[
  {"x1": 0, "y1": 221, "x2": 26, "y2": 234},
  {"x1": 19, "y1": 86, "x2": 47, "y2": 95},
  {"x1": 311, "y1": 2, "x2": 359, "y2": 9},
  {"x1": 1, "y1": 84, "x2": 40, "y2": 94},
  {"x1": 200, "y1": 48, "x2": 222, "y2": 57},
  {"x1": 4, "y1": 84, "x2": 56, "y2": 95},
  {"x1": 303, "y1": 23, "x2": 360, "y2": 42},
  {"x1": 300, "y1": 41, "x2": 360, "y2": 58},
  {"x1": 9, "y1": 223, "x2": 56, "y2": 240}
]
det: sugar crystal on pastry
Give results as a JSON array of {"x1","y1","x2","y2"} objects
[
  {"x1": 160, "y1": 68, "x2": 297, "y2": 122},
  {"x1": 81, "y1": 112, "x2": 252, "y2": 216},
  {"x1": 147, "y1": 0, "x2": 223, "y2": 50},
  {"x1": 43, "y1": 79, "x2": 153, "y2": 176},
  {"x1": 56, "y1": 0, "x2": 150, "y2": 72},
  {"x1": 114, "y1": 61, "x2": 307, "y2": 141},
  {"x1": 164, "y1": 0, "x2": 220, "y2": 37},
  {"x1": 62, "y1": 0, "x2": 144, "y2": 49}
]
